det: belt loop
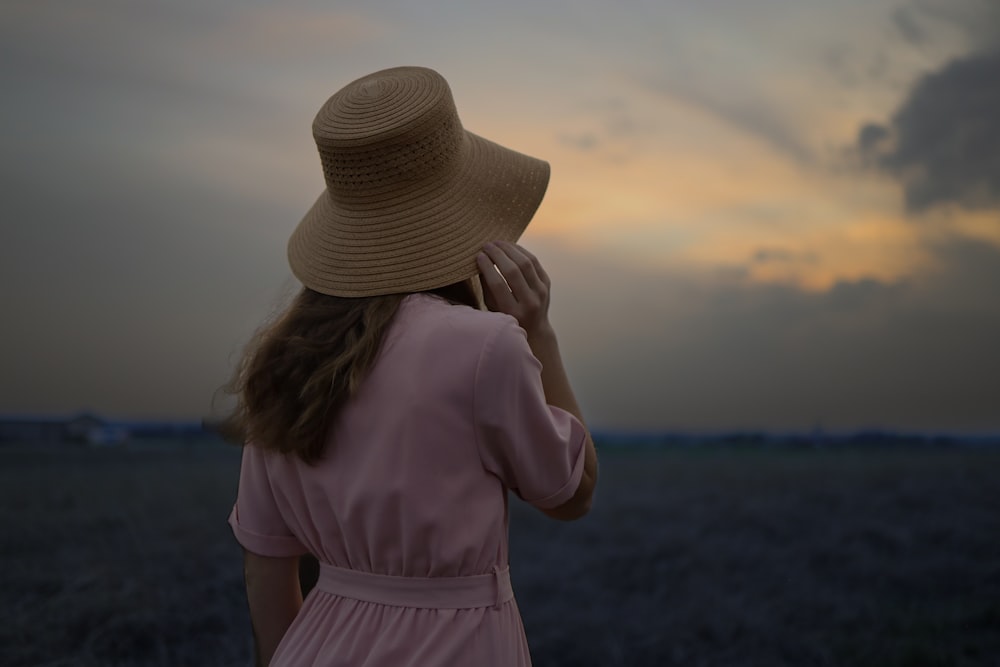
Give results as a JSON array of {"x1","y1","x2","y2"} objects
[{"x1": 492, "y1": 564, "x2": 502, "y2": 610}]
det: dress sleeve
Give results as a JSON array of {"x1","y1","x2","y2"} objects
[
  {"x1": 473, "y1": 317, "x2": 589, "y2": 510},
  {"x1": 228, "y1": 444, "x2": 308, "y2": 557}
]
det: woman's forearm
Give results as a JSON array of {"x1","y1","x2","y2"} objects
[
  {"x1": 527, "y1": 325, "x2": 599, "y2": 518},
  {"x1": 526, "y1": 325, "x2": 586, "y2": 426},
  {"x1": 243, "y1": 551, "x2": 303, "y2": 666}
]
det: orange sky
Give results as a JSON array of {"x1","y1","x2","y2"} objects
[
  {"x1": 139, "y1": 1, "x2": 996, "y2": 294},
  {"x1": 2, "y1": 0, "x2": 998, "y2": 430}
]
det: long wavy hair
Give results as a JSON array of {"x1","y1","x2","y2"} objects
[{"x1": 219, "y1": 279, "x2": 479, "y2": 464}]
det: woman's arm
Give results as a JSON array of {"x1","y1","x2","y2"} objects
[
  {"x1": 523, "y1": 326, "x2": 598, "y2": 521},
  {"x1": 243, "y1": 550, "x2": 302, "y2": 666},
  {"x1": 478, "y1": 241, "x2": 599, "y2": 520}
]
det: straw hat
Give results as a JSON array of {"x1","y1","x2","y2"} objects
[{"x1": 288, "y1": 66, "x2": 550, "y2": 297}]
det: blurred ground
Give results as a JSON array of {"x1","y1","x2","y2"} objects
[{"x1": 1, "y1": 442, "x2": 998, "y2": 666}]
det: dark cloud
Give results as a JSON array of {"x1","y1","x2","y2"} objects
[
  {"x1": 892, "y1": 6, "x2": 930, "y2": 47},
  {"x1": 859, "y1": 0, "x2": 1000, "y2": 213},
  {"x1": 893, "y1": 0, "x2": 1000, "y2": 53},
  {"x1": 558, "y1": 132, "x2": 599, "y2": 151},
  {"x1": 857, "y1": 123, "x2": 890, "y2": 152},
  {"x1": 859, "y1": 49, "x2": 1000, "y2": 213},
  {"x1": 533, "y1": 236, "x2": 1000, "y2": 433},
  {"x1": 751, "y1": 248, "x2": 819, "y2": 265}
]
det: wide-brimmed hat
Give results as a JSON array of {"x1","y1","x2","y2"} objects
[{"x1": 287, "y1": 66, "x2": 550, "y2": 297}]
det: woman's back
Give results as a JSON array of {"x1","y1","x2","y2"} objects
[{"x1": 230, "y1": 293, "x2": 588, "y2": 665}]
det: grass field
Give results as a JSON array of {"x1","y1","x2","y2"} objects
[{"x1": 2, "y1": 441, "x2": 998, "y2": 666}]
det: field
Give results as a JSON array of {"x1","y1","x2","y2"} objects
[{"x1": 2, "y1": 441, "x2": 998, "y2": 667}]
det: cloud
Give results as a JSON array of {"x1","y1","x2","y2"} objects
[
  {"x1": 529, "y1": 234, "x2": 1000, "y2": 433},
  {"x1": 1, "y1": 0, "x2": 995, "y2": 433},
  {"x1": 859, "y1": 49, "x2": 1000, "y2": 213},
  {"x1": 892, "y1": 6, "x2": 931, "y2": 47},
  {"x1": 892, "y1": 0, "x2": 1000, "y2": 53},
  {"x1": 857, "y1": 123, "x2": 891, "y2": 152},
  {"x1": 642, "y1": 75, "x2": 813, "y2": 165},
  {"x1": 858, "y1": 0, "x2": 1000, "y2": 214},
  {"x1": 558, "y1": 132, "x2": 600, "y2": 152},
  {"x1": 751, "y1": 248, "x2": 819, "y2": 265}
]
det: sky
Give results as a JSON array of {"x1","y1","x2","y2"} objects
[{"x1": 2, "y1": 0, "x2": 998, "y2": 433}]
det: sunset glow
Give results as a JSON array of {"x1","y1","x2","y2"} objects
[{"x1": 2, "y1": 0, "x2": 997, "y2": 431}]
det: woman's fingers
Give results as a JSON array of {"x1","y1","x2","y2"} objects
[
  {"x1": 476, "y1": 250, "x2": 516, "y2": 313},
  {"x1": 495, "y1": 241, "x2": 544, "y2": 292},
  {"x1": 478, "y1": 242, "x2": 551, "y2": 333},
  {"x1": 482, "y1": 242, "x2": 532, "y2": 302}
]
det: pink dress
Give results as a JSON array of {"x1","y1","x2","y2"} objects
[{"x1": 228, "y1": 293, "x2": 588, "y2": 666}]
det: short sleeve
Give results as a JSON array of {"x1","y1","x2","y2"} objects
[
  {"x1": 474, "y1": 318, "x2": 588, "y2": 509},
  {"x1": 228, "y1": 444, "x2": 308, "y2": 557}
]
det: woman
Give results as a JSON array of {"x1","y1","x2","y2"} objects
[{"x1": 225, "y1": 66, "x2": 598, "y2": 667}]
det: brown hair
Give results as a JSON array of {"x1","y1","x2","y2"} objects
[{"x1": 220, "y1": 279, "x2": 479, "y2": 464}]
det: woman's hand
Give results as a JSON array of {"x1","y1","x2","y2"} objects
[{"x1": 477, "y1": 241, "x2": 553, "y2": 338}]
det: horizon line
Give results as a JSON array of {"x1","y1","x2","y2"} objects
[{"x1": 1, "y1": 411, "x2": 998, "y2": 440}]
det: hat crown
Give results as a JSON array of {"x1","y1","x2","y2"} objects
[
  {"x1": 312, "y1": 67, "x2": 466, "y2": 198},
  {"x1": 289, "y1": 65, "x2": 550, "y2": 297}
]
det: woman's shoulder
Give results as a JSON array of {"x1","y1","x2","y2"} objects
[
  {"x1": 392, "y1": 293, "x2": 533, "y2": 369},
  {"x1": 402, "y1": 292, "x2": 521, "y2": 341},
  {"x1": 388, "y1": 293, "x2": 535, "y2": 384}
]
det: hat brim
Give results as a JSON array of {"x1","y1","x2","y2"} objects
[{"x1": 287, "y1": 131, "x2": 550, "y2": 298}]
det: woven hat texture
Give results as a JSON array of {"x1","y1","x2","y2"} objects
[{"x1": 288, "y1": 66, "x2": 550, "y2": 297}]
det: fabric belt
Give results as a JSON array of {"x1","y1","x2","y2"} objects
[{"x1": 315, "y1": 562, "x2": 513, "y2": 610}]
